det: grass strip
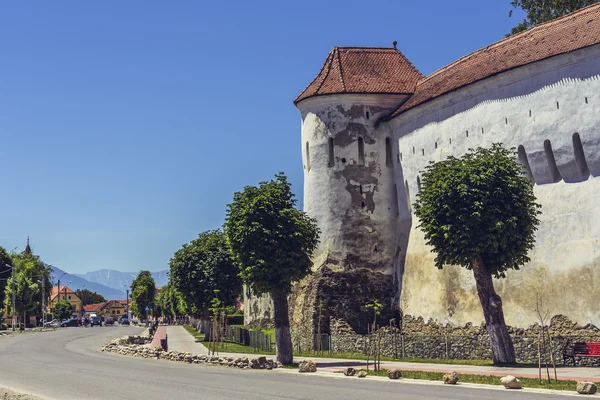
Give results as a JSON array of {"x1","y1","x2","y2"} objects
[{"x1": 345, "y1": 368, "x2": 597, "y2": 391}]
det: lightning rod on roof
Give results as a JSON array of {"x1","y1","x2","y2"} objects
[{"x1": 393, "y1": 40, "x2": 397, "y2": 49}]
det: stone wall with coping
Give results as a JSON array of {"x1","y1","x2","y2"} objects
[{"x1": 328, "y1": 315, "x2": 600, "y2": 366}]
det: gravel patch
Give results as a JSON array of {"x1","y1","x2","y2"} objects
[{"x1": 0, "y1": 387, "x2": 41, "y2": 400}]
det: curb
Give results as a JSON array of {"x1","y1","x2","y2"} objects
[{"x1": 273, "y1": 369, "x2": 600, "y2": 398}]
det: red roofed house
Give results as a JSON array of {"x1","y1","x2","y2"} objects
[
  {"x1": 83, "y1": 300, "x2": 128, "y2": 319},
  {"x1": 49, "y1": 286, "x2": 81, "y2": 317},
  {"x1": 246, "y1": 4, "x2": 600, "y2": 340}
]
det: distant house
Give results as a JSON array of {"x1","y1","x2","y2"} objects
[
  {"x1": 83, "y1": 300, "x2": 129, "y2": 319},
  {"x1": 49, "y1": 286, "x2": 81, "y2": 316}
]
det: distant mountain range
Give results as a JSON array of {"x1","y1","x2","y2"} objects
[{"x1": 50, "y1": 266, "x2": 168, "y2": 300}]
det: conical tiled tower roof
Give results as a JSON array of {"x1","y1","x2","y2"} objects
[{"x1": 294, "y1": 46, "x2": 423, "y2": 104}]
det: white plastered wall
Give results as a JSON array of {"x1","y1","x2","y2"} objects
[{"x1": 388, "y1": 43, "x2": 600, "y2": 327}]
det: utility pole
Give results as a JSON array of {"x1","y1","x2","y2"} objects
[
  {"x1": 41, "y1": 276, "x2": 44, "y2": 327},
  {"x1": 5, "y1": 264, "x2": 16, "y2": 332},
  {"x1": 124, "y1": 285, "x2": 129, "y2": 320}
]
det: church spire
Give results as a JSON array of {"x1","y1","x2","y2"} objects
[{"x1": 23, "y1": 236, "x2": 32, "y2": 255}]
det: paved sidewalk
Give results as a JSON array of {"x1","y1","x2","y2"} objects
[
  {"x1": 166, "y1": 325, "x2": 210, "y2": 354},
  {"x1": 167, "y1": 325, "x2": 600, "y2": 382}
]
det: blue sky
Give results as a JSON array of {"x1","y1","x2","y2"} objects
[{"x1": 0, "y1": 1, "x2": 525, "y2": 273}]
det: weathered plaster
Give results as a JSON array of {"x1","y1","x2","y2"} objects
[{"x1": 391, "y1": 43, "x2": 600, "y2": 327}]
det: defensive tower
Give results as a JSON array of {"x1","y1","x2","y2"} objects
[{"x1": 290, "y1": 47, "x2": 422, "y2": 339}]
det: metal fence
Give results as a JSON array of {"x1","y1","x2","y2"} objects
[{"x1": 225, "y1": 325, "x2": 272, "y2": 352}]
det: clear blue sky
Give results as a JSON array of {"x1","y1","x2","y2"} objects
[{"x1": 0, "y1": 1, "x2": 525, "y2": 273}]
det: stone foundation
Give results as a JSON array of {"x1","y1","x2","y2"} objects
[
  {"x1": 326, "y1": 315, "x2": 600, "y2": 365},
  {"x1": 289, "y1": 264, "x2": 398, "y2": 351}
]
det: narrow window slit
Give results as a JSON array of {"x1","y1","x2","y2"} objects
[
  {"x1": 328, "y1": 138, "x2": 334, "y2": 167},
  {"x1": 435, "y1": 142, "x2": 438, "y2": 149},
  {"x1": 366, "y1": 111, "x2": 370, "y2": 120},
  {"x1": 358, "y1": 137, "x2": 365, "y2": 166},
  {"x1": 517, "y1": 145, "x2": 534, "y2": 181},
  {"x1": 573, "y1": 133, "x2": 590, "y2": 179},
  {"x1": 585, "y1": 97, "x2": 588, "y2": 104},
  {"x1": 405, "y1": 180, "x2": 411, "y2": 214},
  {"x1": 529, "y1": 110, "x2": 532, "y2": 117},
  {"x1": 544, "y1": 139, "x2": 562, "y2": 183},
  {"x1": 421, "y1": 149, "x2": 424, "y2": 156},
  {"x1": 466, "y1": 130, "x2": 469, "y2": 138},
  {"x1": 557, "y1": 102, "x2": 560, "y2": 109},
  {"x1": 385, "y1": 137, "x2": 392, "y2": 167},
  {"x1": 305, "y1": 142, "x2": 311, "y2": 172}
]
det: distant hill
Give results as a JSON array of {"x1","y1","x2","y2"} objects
[
  {"x1": 50, "y1": 266, "x2": 126, "y2": 300},
  {"x1": 74, "y1": 269, "x2": 169, "y2": 291}
]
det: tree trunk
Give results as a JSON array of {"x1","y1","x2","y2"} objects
[
  {"x1": 471, "y1": 257, "x2": 516, "y2": 365},
  {"x1": 271, "y1": 290, "x2": 293, "y2": 365}
]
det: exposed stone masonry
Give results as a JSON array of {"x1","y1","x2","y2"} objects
[{"x1": 329, "y1": 315, "x2": 600, "y2": 366}]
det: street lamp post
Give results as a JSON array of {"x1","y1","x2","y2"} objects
[
  {"x1": 36, "y1": 278, "x2": 44, "y2": 327},
  {"x1": 81, "y1": 284, "x2": 86, "y2": 318},
  {"x1": 124, "y1": 285, "x2": 129, "y2": 321},
  {"x1": 5, "y1": 264, "x2": 15, "y2": 332}
]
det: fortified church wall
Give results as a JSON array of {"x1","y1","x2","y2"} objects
[
  {"x1": 391, "y1": 43, "x2": 600, "y2": 328},
  {"x1": 245, "y1": 4, "x2": 600, "y2": 345}
]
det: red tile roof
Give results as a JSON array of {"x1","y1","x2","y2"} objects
[
  {"x1": 84, "y1": 303, "x2": 104, "y2": 312},
  {"x1": 50, "y1": 286, "x2": 77, "y2": 300},
  {"x1": 390, "y1": 3, "x2": 600, "y2": 117},
  {"x1": 83, "y1": 300, "x2": 126, "y2": 313},
  {"x1": 294, "y1": 47, "x2": 423, "y2": 104}
]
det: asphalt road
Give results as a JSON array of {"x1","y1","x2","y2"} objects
[{"x1": 0, "y1": 327, "x2": 575, "y2": 400}]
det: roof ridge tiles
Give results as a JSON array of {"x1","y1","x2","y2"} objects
[
  {"x1": 421, "y1": 3, "x2": 600, "y2": 85},
  {"x1": 388, "y1": 2, "x2": 600, "y2": 117},
  {"x1": 336, "y1": 48, "x2": 347, "y2": 92}
]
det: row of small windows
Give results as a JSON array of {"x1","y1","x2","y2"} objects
[
  {"x1": 305, "y1": 136, "x2": 394, "y2": 170},
  {"x1": 402, "y1": 96, "x2": 590, "y2": 159}
]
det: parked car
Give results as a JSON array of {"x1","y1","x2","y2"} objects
[
  {"x1": 105, "y1": 317, "x2": 115, "y2": 325},
  {"x1": 90, "y1": 316, "x2": 102, "y2": 326},
  {"x1": 60, "y1": 318, "x2": 79, "y2": 327},
  {"x1": 44, "y1": 319, "x2": 59, "y2": 328},
  {"x1": 119, "y1": 318, "x2": 130, "y2": 326}
]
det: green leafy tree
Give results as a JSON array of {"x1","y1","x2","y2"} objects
[
  {"x1": 3, "y1": 251, "x2": 52, "y2": 325},
  {"x1": 413, "y1": 144, "x2": 541, "y2": 365},
  {"x1": 4, "y1": 273, "x2": 39, "y2": 326},
  {"x1": 225, "y1": 172, "x2": 320, "y2": 365},
  {"x1": 75, "y1": 289, "x2": 105, "y2": 306},
  {"x1": 131, "y1": 271, "x2": 156, "y2": 319},
  {"x1": 0, "y1": 247, "x2": 13, "y2": 310},
  {"x1": 169, "y1": 230, "x2": 241, "y2": 318},
  {"x1": 157, "y1": 282, "x2": 187, "y2": 319},
  {"x1": 508, "y1": 0, "x2": 598, "y2": 35},
  {"x1": 53, "y1": 301, "x2": 74, "y2": 320}
]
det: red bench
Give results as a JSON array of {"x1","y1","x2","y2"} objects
[{"x1": 564, "y1": 341, "x2": 600, "y2": 366}]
